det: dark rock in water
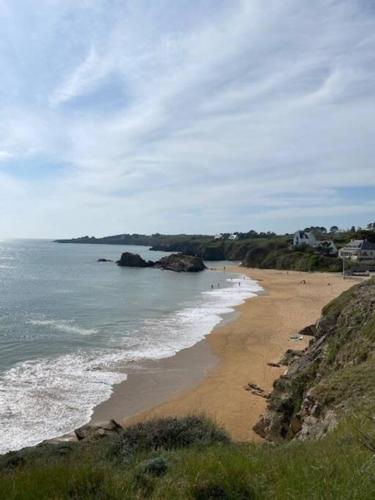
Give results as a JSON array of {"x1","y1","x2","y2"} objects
[
  {"x1": 155, "y1": 253, "x2": 206, "y2": 272},
  {"x1": 97, "y1": 258, "x2": 113, "y2": 262},
  {"x1": 75, "y1": 420, "x2": 123, "y2": 441},
  {"x1": 117, "y1": 252, "x2": 154, "y2": 268},
  {"x1": 116, "y1": 252, "x2": 206, "y2": 272}
]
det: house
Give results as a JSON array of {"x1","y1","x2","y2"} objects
[
  {"x1": 339, "y1": 240, "x2": 375, "y2": 263},
  {"x1": 293, "y1": 230, "x2": 317, "y2": 248},
  {"x1": 214, "y1": 233, "x2": 223, "y2": 240},
  {"x1": 228, "y1": 233, "x2": 239, "y2": 240},
  {"x1": 293, "y1": 230, "x2": 338, "y2": 256}
]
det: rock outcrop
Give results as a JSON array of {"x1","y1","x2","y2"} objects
[
  {"x1": 75, "y1": 420, "x2": 123, "y2": 441},
  {"x1": 117, "y1": 252, "x2": 154, "y2": 268},
  {"x1": 117, "y1": 252, "x2": 206, "y2": 272},
  {"x1": 155, "y1": 253, "x2": 206, "y2": 272},
  {"x1": 254, "y1": 278, "x2": 375, "y2": 442}
]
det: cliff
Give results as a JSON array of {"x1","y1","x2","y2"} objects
[
  {"x1": 55, "y1": 233, "x2": 344, "y2": 271},
  {"x1": 254, "y1": 278, "x2": 375, "y2": 441}
]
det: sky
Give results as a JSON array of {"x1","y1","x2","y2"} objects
[{"x1": 0, "y1": 0, "x2": 374, "y2": 238}]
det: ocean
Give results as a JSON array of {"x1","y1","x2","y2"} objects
[{"x1": 0, "y1": 239, "x2": 262, "y2": 454}]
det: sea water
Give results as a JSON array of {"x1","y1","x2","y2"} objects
[{"x1": 0, "y1": 239, "x2": 262, "y2": 453}]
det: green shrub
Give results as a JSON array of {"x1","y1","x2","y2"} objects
[{"x1": 107, "y1": 416, "x2": 230, "y2": 462}]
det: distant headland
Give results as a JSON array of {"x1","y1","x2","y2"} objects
[{"x1": 55, "y1": 223, "x2": 375, "y2": 273}]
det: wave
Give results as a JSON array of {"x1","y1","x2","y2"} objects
[
  {"x1": 118, "y1": 275, "x2": 263, "y2": 361},
  {"x1": 0, "y1": 274, "x2": 262, "y2": 454},
  {"x1": 29, "y1": 319, "x2": 98, "y2": 336},
  {"x1": 0, "y1": 351, "x2": 127, "y2": 455}
]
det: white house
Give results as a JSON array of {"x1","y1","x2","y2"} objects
[
  {"x1": 214, "y1": 233, "x2": 223, "y2": 240},
  {"x1": 339, "y1": 240, "x2": 375, "y2": 263},
  {"x1": 229, "y1": 233, "x2": 239, "y2": 240},
  {"x1": 293, "y1": 230, "x2": 317, "y2": 248}
]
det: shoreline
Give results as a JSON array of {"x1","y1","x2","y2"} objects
[
  {"x1": 91, "y1": 267, "x2": 356, "y2": 442},
  {"x1": 90, "y1": 270, "x2": 254, "y2": 426}
]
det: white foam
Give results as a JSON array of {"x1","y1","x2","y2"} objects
[
  {"x1": 120, "y1": 274, "x2": 263, "y2": 361},
  {"x1": 29, "y1": 319, "x2": 98, "y2": 336},
  {"x1": 0, "y1": 351, "x2": 126, "y2": 455},
  {"x1": 0, "y1": 274, "x2": 262, "y2": 454}
]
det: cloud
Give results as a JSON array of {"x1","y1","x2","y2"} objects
[
  {"x1": 49, "y1": 47, "x2": 109, "y2": 107},
  {"x1": 0, "y1": 150, "x2": 13, "y2": 161},
  {"x1": 0, "y1": 0, "x2": 374, "y2": 237}
]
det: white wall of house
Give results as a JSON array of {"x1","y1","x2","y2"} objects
[
  {"x1": 338, "y1": 240, "x2": 375, "y2": 263},
  {"x1": 293, "y1": 231, "x2": 317, "y2": 247}
]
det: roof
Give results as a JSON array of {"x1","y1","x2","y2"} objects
[
  {"x1": 345, "y1": 240, "x2": 364, "y2": 249},
  {"x1": 341, "y1": 239, "x2": 375, "y2": 251},
  {"x1": 362, "y1": 240, "x2": 375, "y2": 250},
  {"x1": 295, "y1": 231, "x2": 309, "y2": 238}
]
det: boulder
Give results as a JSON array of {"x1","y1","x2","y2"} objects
[
  {"x1": 155, "y1": 253, "x2": 206, "y2": 272},
  {"x1": 117, "y1": 252, "x2": 154, "y2": 268},
  {"x1": 299, "y1": 324, "x2": 317, "y2": 337},
  {"x1": 74, "y1": 420, "x2": 123, "y2": 441},
  {"x1": 97, "y1": 258, "x2": 113, "y2": 262}
]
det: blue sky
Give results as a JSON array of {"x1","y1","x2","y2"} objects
[{"x1": 0, "y1": 0, "x2": 374, "y2": 238}]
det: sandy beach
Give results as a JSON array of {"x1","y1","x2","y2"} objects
[{"x1": 92, "y1": 268, "x2": 355, "y2": 442}]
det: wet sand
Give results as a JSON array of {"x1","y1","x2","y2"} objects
[{"x1": 92, "y1": 268, "x2": 355, "y2": 442}]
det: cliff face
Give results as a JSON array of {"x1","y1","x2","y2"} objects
[
  {"x1": 254, "y1": 278, "x2": 375, "y2": 442},
  {"x1": 242, "y1": 246, "x2": 342, "y2": 272}
]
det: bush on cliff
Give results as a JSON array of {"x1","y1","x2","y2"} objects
[
  {"x1": 106, "y1": 415, "x2": 230, "y2": 463},
  {"x1": 1, "y1": 417, "x2": 375, "y2": 499}
]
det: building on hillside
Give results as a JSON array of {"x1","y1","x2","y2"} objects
[
  {"x1": 293, "y1": 230, "x2": 338, "y2": 256},
  {"x1": 214, "y1": 233, "x2": 223, "y2": 240},
  {"x1": 338, "y1": 240, "x2": 375, "y2": 263},
  {"x1": 293, "y1": 230, "x2": 317, "y2": 247},
  {"x1": 228, "y1": 233, "x2": 239, "y2": 240}
]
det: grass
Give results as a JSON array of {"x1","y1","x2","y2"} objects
[{"x1": 1, "y1": 415, "x2": 375, "y2": 499}]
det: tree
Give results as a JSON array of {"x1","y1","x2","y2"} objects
[{"x1": 330, "y1": 226, "x2": 339, "y2": 233}]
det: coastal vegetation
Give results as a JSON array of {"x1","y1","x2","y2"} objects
[
  {"x1": 1, "y1": 279, "x2": 375, "y2": 499},
  {"x1": 56, "y1": 226, "x2": 375, "y2": 272}
]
